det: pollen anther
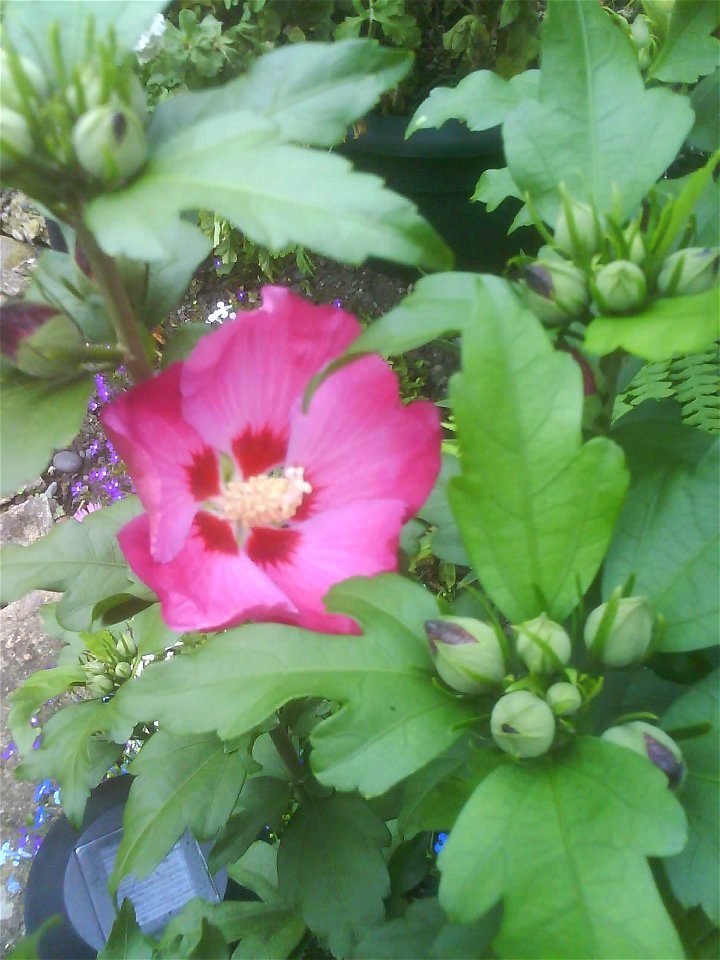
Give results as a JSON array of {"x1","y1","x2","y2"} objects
[{"x1": 222, "y1": 466, "x2": 311, "y2": 529}]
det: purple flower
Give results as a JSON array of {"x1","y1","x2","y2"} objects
[
  {"x1": 32, "y1": 735, "x2": 41, "y2": 750},
  {"x1": 34, "y1": 806, "x2": 47, "y2": 828},
  {"x1": 236, "y1": 289, "x2": 247, "y2": 302},
  {"x1": 88, "y1": 400, "x2": 98, "y2": 412},
  {"x1": 71, "y1": 481, "x2": 85, "y2": 496},
  {"x1": 6, "y1": 875, "x2": 21, "y2": 895},
  {"x1": 214, "y1": 257, "x2": 222, "y2": 269},
  {"x1": 87, "y1": 440, "x2": 100, "y2": 457},
  {"x1": 2, "y1": 741, "x2": 16, "y2": 761},
  {"x1": 30, "y1": 715, "x2": 40, "y2": 728},
  {"x1": 332, "y1": 298, "x2": 343, "y2": 309}
]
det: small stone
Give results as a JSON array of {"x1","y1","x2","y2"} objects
[{"x1": 52, "y1": 450, "x2": 83, "y2": 474}]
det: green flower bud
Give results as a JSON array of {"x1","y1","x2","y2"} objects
[
  {"x1": 116, "y1": 633, "x2": 138, "y2": 658},
  {"x1": 657, "y1": 247, "x2": 720, "y2": 298},
  {"x1": 546, "y1": 681, "x2": 582, "y2": 716},
  {"x1": 554, "y1": 199, "x2": 603, "y2": 260},
  {"x1": 490, "y1": 690, "x2": 556, "y2": 758},
  {"x1": 631, "y1": 14, "x2": 652, "y2": 50},
  {"x1": 0, "y1": 108, "x2": 33, "y2": 167},
  {"x1": 602, "y1": 721, "x2": 685, "y2": 788},
  {"x1": 523, "y1": 261, "x2": 589, "y2": 326},
  {"x1": 88, "y1": 674, "x2": 115, "y2": 697},
  {"x1": 624, "y1": 227, "x2": 645, "y2": 266},
  {"x1": 114, "y1": 661, "x2": 133, "y2": 680},
  {"x1": 584, "y1": 596, "x2": 654, "y2": 667},
  {"x1": 591, "y1": 260, "x2": 647, "y2": 314},
  {"x1": 66, "y1": 65, "x2": 106, "y2": 116},
  {"x1": 83, "y1": 658, "x2": 108, "y2": 677},
  {"x1": 426, "y1": 617, "x2": 505, "y2": 695},
  {"x1": 514, "y1": 613, "x2": 571, "y2": 674},
  {"x1": 72, "y1": 105, "x2": 147, "y2": 183},
  {"x1": 0, "y1": 49, "x2": 47, "y2": 111}
]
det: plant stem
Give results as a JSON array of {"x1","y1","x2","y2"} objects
[
  {"x1": 72, "y1": 216, "x2": 154, "y2": 383},
  {"x1": 270, "y1": 725, "x2": 305, "y2": 785}
]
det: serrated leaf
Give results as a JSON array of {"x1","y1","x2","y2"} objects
[
  {"x1": 503, "y1": 0, "x2": 694, "y2": 224},
  {"x1": 398, "y1": 750, "x2": 483, "y2": 840},
  {"x1": 110, "y1": 731, "x2": 248, "y2": 892},
  {"x1": 0, "y1": 496, "x2": 142, "y2": 631},
  {"x1": 8, "y1": 664, "x2": 85, "y2": 754},
  {"x1": 585, "y1": 288, "x2": 720, "y2": 362},
  {"x1": 603, "y1": 440, "x2": 719, "y2": 651},
  {"x1": 209, "y1": 776, "x2": 291, "y2": 872},
  {"x1": 149, "y1": 40, "x2": 411, "y2": 149},
  {"x1": 16, "y1": 700, "x2": 124, "y2": 824},
  {"x1": 471, "y1": 165, "x2": 522, "y2": 210},
  {"x1": 449, "y1": 275, "x2": 629, "y2": 622},
  {"x1": 114, "y1": 575, "x2": 476, "y2": 796},
  {"x1": 439, "y1": 737, "x2": 686, "y2": 959},
  {"x1": 278, "y1": 794, "x2": 390, "y2": 956},
  {"x1": 87, "y1": 114, "x2": 451, "y2": 271},
  {"x1": 406, "y1": 69, "x2": 539, "y2": 136},
  {"x1": 688, "y1": 69, "x2": 720, "y2": 154},
  {"x1": 649, "y1": 0, "x2": 720, "y2": 84},
  {"x1": 663, "y1": 671, "x2": 719, "y2": 924},
  {"x1": 0, "y1": 371, "x2": 93, "y2": 498},
  {"x1": 97, "y1": 899, "x2": 155, "y2": 960},
  {"x1": 3, "y1": 0, "x2": 168, "y2": 74}
]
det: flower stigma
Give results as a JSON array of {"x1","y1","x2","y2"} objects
[{"x1": 221, "y1": 466, "x2": 311, "y2": 531}]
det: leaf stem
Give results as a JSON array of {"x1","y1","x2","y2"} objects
[
  {"x1": 270, "y1": 725, "x2": 305, "y2": 785},
  {"x1": 72, "y1": 216, "x2": 154, "y2": 383}
]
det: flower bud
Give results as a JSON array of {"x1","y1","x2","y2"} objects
[
  {"x1": 546, "y1": 682, "x2": 582, "y2": 716},
  {"x1": 66, "y1": 65, "x2": 106, "y2": 116},
  {"x1": 0, "y1": 49, "x2": 46, "y2": 111},
  {"x1": 591, "y1": 260, "x2": 647, "y2": 314},
  {"x1": 554, "y1": 199, "x2": 603, "y2": 261},
  {"x1": 514, "y1": 613, "x2": 571, "y2": 674},
  {"x1": 0, "y1": 302, "x2": 85, "y2": 378},
  {"x1": 0, "y1": 109, "x2": 33, "y2": 167},
  {"x1": 83, "y1": 658, "x2": 107, "y2": 677},
  {"x1": 114, "y1": 661, "x2": 132, "y2": 680},
  {"x1": 624, "y1": 228, "x2": 645, "y2": 266},
  {"x1": 523, "y1": 261, "x2": 589, "y2": 326},
  {"x1": 490, "y1": 690, "x2": 556, "y2": 758},
  {"x1": 584, "y1": 596, "x2": 654, "y2": 667},
  {"x1": 115, "y1": 633, "x2": 138, "y2": 658},
  {"x1": 425, "y1": 617, "x2": 505, "y2": 695},
  {"x1": 88, "y1": 674, "x2": 115, "y2": 697},
  {"x1": 72, "y1": 105, "x2": 147, "y2": 183},
  {"x1": 602, "y1": 722, "x2": 685, "y2": 787},
  {"x1": 631, "y1": 15, "x2": 652, "y2": 50},
  {"x1": 657, "y1": 247, "x2": 720, "y2": 298}
]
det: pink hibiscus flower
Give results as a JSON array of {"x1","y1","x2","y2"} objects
[{"x1": 102, "y1": 287, "x2": 440, "y2": 634}]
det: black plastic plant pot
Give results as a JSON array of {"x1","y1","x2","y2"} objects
[
  {"x1": 334, "y1": 114, "x2": 539, "y2": 274},
  {"x1": 24, "y1": 776, "x2": 232, "y2": 959}
]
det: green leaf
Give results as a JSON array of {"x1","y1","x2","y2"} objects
[
  {"x1": 114, "y1": 575, "x2": 476, "y2": 796},
  {"x1": 8, "y1": 664, "x2": 85, "y2": 754},
  {"x1": 0, "y1": 371, "x2": 93, "y2": 498},
  {"x1": 585, "y1": 288, "x2": 720, "y2": 362},
  {"x1": 0, "y1": 496, "x2": 142, "y2": 631},
  {"x1": 471, "y1": 165, "x2": 522, "y2": 210},
  {"x1": 418, "y1": 455, "x2": 469, "y2": 566},
  {"x1": 343, "y1": 272, "x2": 478, "y2": 359},
  {"x1": 278, "y1": 794, "x2": 390, "y2": 956},
  {"x1": 97, "y1": 899, "x2": 155, "y2": 960},
  {"x1": 649, "y1": 0, "x2": 720, "y2": 84},
  {"x1": 110, "y1": 730, "x2": 248, "y2": 892},
  {"x1": 439, "y1": 737, "x2": 687, "y2": 958},
  {"x1": 149, "y1": 40, "x2": 411, "y2": 149},
  {"x1": 161, "y1": 323, "x2": 212, "y2": 367},
  {"x1": 649, "y1": 153, "x2": 720, "y2": 261},
  {"x1": 141, "y1": 221, "x2": 212, "y2": 329},
  {"x1": 6, "y1": 917, "x2": 62, "y2": 960},
  {"x1": 354, "y1": 897, "x2": 499, "y2": 960},
  {"x1": 209, "y1": 776, "x2": 291, "y2": 872},
  {"x1": 663, "y1": 671, "x2": 719, "y2": 924},
  {"x1": 503, "y1": 0, "x2": 694, "y2": 224},
  {"x1": 406, "y1": 69, "x2": 539, "y2": 136},
  {"x1": 449, "y1": 275, "x2": 628, "y2": 622},
  {"x1": 603, "y1": 439, "x2": 719, "y2": 652},
  {"x1": 16, "y1": 700, "x2": 124, "y2": 824},
  {"x1": 3, "y1": 0, "x2": 168, "y2": 74},
  {"x1": 398, "y1": 749, "x2": 486, "y2": 840},
  {"x1": 87, "y1": 114, "x2": 451, "y2": 271},
  {"x1": 688, "y1": 69, "x2": 720, "y2": 154},
  {"x1": 24, "y1": 249, "x2": 113, "y2": 343},
  {"x1": 130, "y1": 604, "x2": 179, "y2": 656}
]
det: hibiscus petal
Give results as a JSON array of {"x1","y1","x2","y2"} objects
[
  {"x1": 119, "y1": 514, "x2": 297, "y2": 633},
  {"x1": 286, "y1": 355, "x2": 440, "y2": 520},
  {"x1": 180, "y1": 287, "x2": 361, "y2": 473},
  {"x1": 101, "y1": 365, "x2": 218, "y2": 563},
  {"x1": 245, "y1": 499, "x2": 407, "y2": 634}
]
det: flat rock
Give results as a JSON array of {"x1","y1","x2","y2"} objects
[
  {"x1": 0, "y1": 235, "x2": 37, "y2": 299},
  {"x1": 0, "y1": 497, "x2": 52, "y2": 546}
]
